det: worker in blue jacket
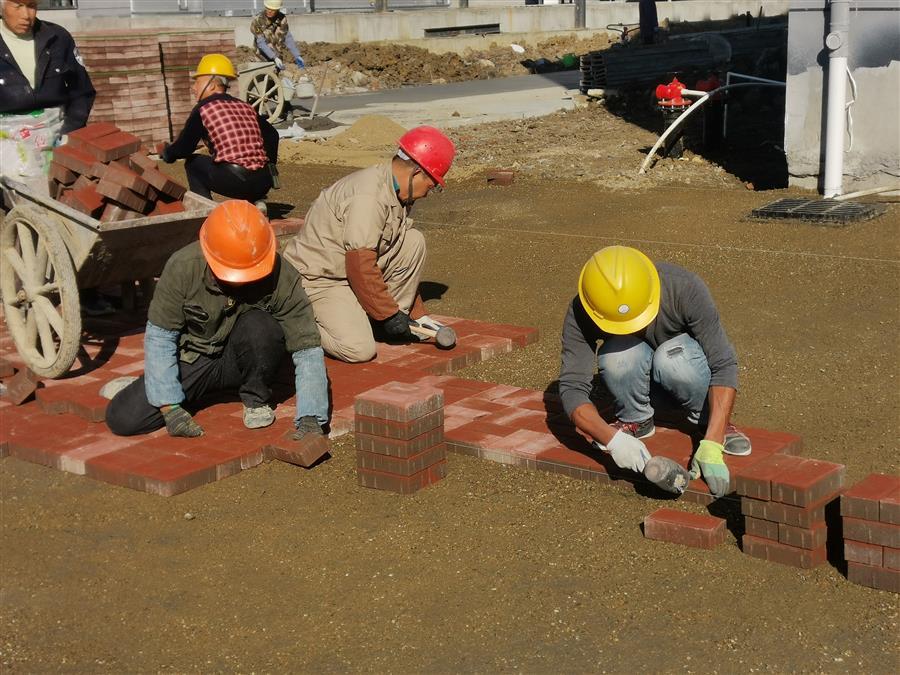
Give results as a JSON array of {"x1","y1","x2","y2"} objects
[{"x1": 0, "y1": 0, "x2": 95, "y2": 134}]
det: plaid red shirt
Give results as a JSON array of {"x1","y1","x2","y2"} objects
[{"x1": 198, "y1": 98, "x2": 269, "y2": 171}]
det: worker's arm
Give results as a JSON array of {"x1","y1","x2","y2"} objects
[
  {"x1": 255, "y1": 34, "x2": 279, "y2": 61},
  {"x1": 705, "y1": 384, "x2": 735, "y2": 444},
  {"x1": 345, "y1": 249, "x2": 400, "y2": 321},
  {"x1": 258, "y1": 114, "x2": 279, "y2": 163},
  {"x1": 59, "y1": 35, "x2": 96, "y2": 134},
  {"x1": 143, "y1": 322, "x2": 183, "y2": 408},
  {"x1": 284, "y1": 32, "x2": 304, "y2": 67},
  {"x1": 160, "y1": 108, "x2": 205, "y2": 162}
]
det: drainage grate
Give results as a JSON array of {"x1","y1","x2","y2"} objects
[{"x1": 751, "y1": 198, "x2": 884, "y2": 225}]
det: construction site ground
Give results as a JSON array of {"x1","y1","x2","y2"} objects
[{"x1": 2, "y1": 103, "x2": 899, "y2": 670}]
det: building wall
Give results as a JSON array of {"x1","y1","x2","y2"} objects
[
  {"x1": 47, "y1": 1, "x2": 790, "y2": 45},
  {"x1": 785, "y1": 0, "x2": 900, "y2": 191}
]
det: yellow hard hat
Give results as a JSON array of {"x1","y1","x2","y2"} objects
[
  {"x1": 192, "y1": 54, "x2": 237, "y2": 80},
  {"x1": 578, "y1": 246, "x2": 661, "y2": 334},
  {"x1": 264, "y1": 0, "x2": 283, "y2": 9}
]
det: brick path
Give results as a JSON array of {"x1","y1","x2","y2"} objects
[{"x1": 0, "y1": 313, "x2": 800, "y2": 499}]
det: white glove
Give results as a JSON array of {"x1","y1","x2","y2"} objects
[
  {"x1": 274, "y1": 57, "x2": 285, "y2": 71},
  {"x1": 602, "y1": 431, "x2": 651, "y2": 473}
]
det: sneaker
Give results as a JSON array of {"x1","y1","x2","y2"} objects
[
  {"x1": 292, "y1": 415, "x2": 323, "y2": 441},
  {"x1": 243, "y1": 404, "x2": 275, "y2": 429},
  {"x1": 593, "y1": 417, "x2": 655, "y2": 450},
  {"x1": 254, "y1": 200, "x2": 268, "y2": 216},
  {"x1": 82, "y1": 295, "x2": 116, "y2": 317},
  {"x1": 724, "y1": 423, "x2": 752, "y2": 456},
  {"x1": 99, "y1": 376, "x2": 139, "y2": 400}
]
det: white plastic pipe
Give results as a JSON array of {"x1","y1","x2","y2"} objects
[
  {"x1": 833, "y1": 185, "x2": 900, "y2": 201},
  {"x1": 639, "y1": 82, "x2": 786, "y2": 174},
  {"x1": 823, "y1": 0, "x2": 852, "y2": 198}
]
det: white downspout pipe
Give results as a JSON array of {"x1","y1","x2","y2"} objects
[{"x1": 823, "y1": 0, "x2": 852, "y2": 198}]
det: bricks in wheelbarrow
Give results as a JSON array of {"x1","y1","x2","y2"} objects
[
  {"x1": 65, "y1": 122, "x2": 118, "y2": 152},
  {"x1": 48, "y1": 161, "x2": 77, "y2": 185},
  {"x1": 96, "y1": 178, "x2": 150, "y2": 214},
  {"x1": 61, "y1": 184, "x2": 105, "y2": 218},
  {"x1": 100, "y1": 160, "x2": 154, "y2": 197},
  {"x1": 52, "y1": 144, "x2": 97, "y2": 176},
  {"x1": 643, "y1": 508, "x2": 726, "y2": 550},
  {"x1": 80, "y1": 131, "x2": 142, "y2": 163},
  {"x1": 265, "y1": 430, "x2": 331, "y2": 468},
  {"x1": 142, "y1": 167, "x2": 187, "y2": 201}
]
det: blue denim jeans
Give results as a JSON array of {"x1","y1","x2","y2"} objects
[{"x1": 597, "y1": 333, "x2": 710, "y2": 425}]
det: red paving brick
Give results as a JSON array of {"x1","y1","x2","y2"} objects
[
  {"x1": 841, "y1": 473, "x2": 900, "y2": 523},
  {"x1": 643, "y1": 508, "x2": 726, "y2": 550},
  {"x1": 846, "y1": 561, "x2": 900, "y2": 593},
  {"x1": 742, "y1": 534, "x2": 827, "y2": 569}
]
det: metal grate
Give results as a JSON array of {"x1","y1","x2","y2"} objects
[{"x1": 751, "y1": 198, "x2": 883, "y2": 225}]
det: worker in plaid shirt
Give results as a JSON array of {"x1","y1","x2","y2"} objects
[{"x1": 160, "y1": 53, "x2": 279, "y2": 213}]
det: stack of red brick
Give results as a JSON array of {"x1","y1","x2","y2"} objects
[
  {"x1": 73, "y1": 29, "x2": 236, "y2": 148},
  {"x1": 737, "y1": 454, "x2": 845, "y2": 568},
  {"x1": 354, "y1": 382, "x2": 448, "y2": 494},
  {"x1": 50, "y1": 122, "x2": 187, "y2": 222},
  {"x1": 841, "y1": 473, "x2": 899, "y2": 593}
]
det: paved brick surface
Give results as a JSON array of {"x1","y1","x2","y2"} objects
[{"x1": 0, "y1": 315, "x2": 537, "y2": 496}]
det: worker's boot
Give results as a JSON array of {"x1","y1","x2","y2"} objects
[{"x1": 244, "y1": 404, "x2": 276, "y2": 429}]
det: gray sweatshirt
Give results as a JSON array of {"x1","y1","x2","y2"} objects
[{"x1": 558, "y1": 262, "x2": 738, "y2": 419}]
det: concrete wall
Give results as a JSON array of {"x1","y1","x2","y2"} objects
[
  {"x1": 46, "y1": 1, "x2": 790, "y2": 46},
  {"x1": 785, "y1": 0, "x2": 900, "y2": 191}
]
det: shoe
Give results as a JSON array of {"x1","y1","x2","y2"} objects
[
  {"x1": 254, "y1": 200, "x2": 267, "y2": 216},
  {"x1": 243, "y1": 404, "x2": 275, "y2": 429},
  {"x1": 592, "y1": 417, "x2": 655, "y2": 451},
  {"x1": 82, "y1": 296, "x2": 115, "y2": 317},
  {"x1": 99, "y1": 376, "x2": 139, "y2": 400},
  {"x1": 724, "y1": 423, "x2": 752, "y2": 456}
]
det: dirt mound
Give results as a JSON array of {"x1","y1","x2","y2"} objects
[
  {"x1": 279, "y1": 115, "x2": 406, "y2": 168},
  {"x1": 235, "y1": 34, "x2": 613, "y2": 96},
  {"x1": 326, "y1": 115, "x2": 407, "y2": 150}
]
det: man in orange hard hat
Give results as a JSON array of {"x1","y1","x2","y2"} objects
[
  {"x1": 283, "y1": 125, "x2": 456, "y2": 363},
  {"x1": 159, "y1": 53, "x2": 279, "y2": 213},
  {"x1": 104, "y1": 200, "x2": 328, "y2": 441}
]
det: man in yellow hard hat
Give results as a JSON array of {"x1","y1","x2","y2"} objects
[
  {"x1": 159, "y1": 53, "x2": 279, "y2": 212},
  {"x1": 104, "y1": 200, "x2": 328, "y2": 442},
  {"x1": 250, "y1": 0, "x2": 305, "y2": 72},
  {"x1": 558, "y1": 246, "x2": 751, "y2": 498}
]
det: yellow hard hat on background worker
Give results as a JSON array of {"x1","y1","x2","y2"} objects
[
  {"x1": 578, "y1": 246, "x2": 660, "y2": 335},
  {"x1": 192, "y1": 54, "x2": 237, "y2": 80},
  {"x1": 264, "y1": 0, "x2": 283, "y2": 10}
]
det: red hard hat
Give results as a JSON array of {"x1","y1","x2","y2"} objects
[
  {"x1": 397, "y1": 125, "x2": 456, "y2": 187},
  {"x1": 199, "y1": 200, "x2": 276, "y2": 283}
]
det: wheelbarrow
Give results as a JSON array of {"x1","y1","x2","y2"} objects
[
  {"x1": 238, "y1": 61, "x2": 320, "y2": 124},
  {"x1": 0, "y1": 176, "x2": 216, "y2": 378}
]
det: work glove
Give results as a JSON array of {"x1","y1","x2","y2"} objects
[
  {"x1": 382, "y1": 311, "x2": 414, "y2": 340},
  {"x1": 294, "y1": 56, "x2": 305, "y2": 68},
  {"x1": 162, "y1": 405, "x2": 204, "y2": 438},
  {"x1": 598, "y1": 431, "x2": 651, "y2": 473},
  {"x1": 690, "y1": 439, "x2": 730, "y2": 498},
  {"x1": 274, "y1": 57, "x2": 285, "y2": 71},
  {"x1": 292, "y1": 415, "x2": 324, "y2": 441}
]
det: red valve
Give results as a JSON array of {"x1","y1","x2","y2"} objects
[{"x1": 655, "y1": 77, "x2": 687, "y2": 107}]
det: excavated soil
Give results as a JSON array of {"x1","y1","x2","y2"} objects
[
  {"x1": 2, "y1": 98, "x2": 899, "y2": 672},
  {"x1": 237, "y1": 33, "x2": 613, "y2": 95}
]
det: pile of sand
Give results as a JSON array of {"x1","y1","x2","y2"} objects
[{"x1": 280, "y1": 115, "x2": 408, "y2": 168}]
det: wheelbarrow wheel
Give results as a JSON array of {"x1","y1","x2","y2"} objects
[
  {"x1": 245, "y1": 71, "x2": 285, "y2": 123},
  {"x1": 0, "y1": 204, "x2": 81, "y2": 378}
]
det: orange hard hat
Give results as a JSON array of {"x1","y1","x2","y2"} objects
[
  {"x1": 199, "y1": 200, "x2": 276, "y2": 283},
  {"x1": 397, "y1": 126, "x2": 455, "y2": 187}
]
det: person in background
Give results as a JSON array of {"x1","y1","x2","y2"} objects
[
  {"x1": 159, "y1": 53, "x2": 278, "y2": 214},
  {"x1": 0, "y1": 0, "x2": 95, "y2": 134},
  {"x1": 249, "y1": 0, "x2": 305, "y2": 73}
]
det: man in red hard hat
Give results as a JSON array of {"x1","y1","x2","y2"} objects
[
  {"x1": 283, "y1": 125, "x2": 456, "y2": 363},
  {"x1": 104, "y1": 200, "x2": 329, "y2": 442}
]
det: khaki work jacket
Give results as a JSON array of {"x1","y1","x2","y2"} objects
[{"x1": 283, "y1": 161, "x2": 412, "y2": 284}]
